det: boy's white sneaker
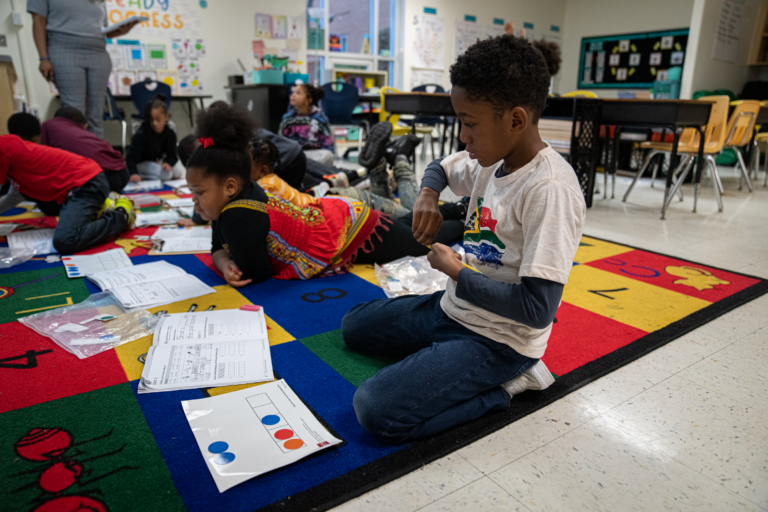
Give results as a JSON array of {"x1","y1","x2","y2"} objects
[{"x1": 501, "y1": 360, "x2": 555, "y2": 398}]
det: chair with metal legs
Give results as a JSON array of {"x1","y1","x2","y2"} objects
[
  {"x1": 723, "y1": 100, "x2": 760, "y2": 192},
  {"x1": 748, "y1": 101, "x2": 768, "y2": 187},
  {"x1": 623, "y1": 96, "x2": 729, "y2": 213}
]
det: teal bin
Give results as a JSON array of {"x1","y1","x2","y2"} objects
[
  {"x1": 252, "y1": 70, "x2": 284, "y2": 84},
  {"x1": 284, "y1": 73, "x2": 310, "y2": 85}
]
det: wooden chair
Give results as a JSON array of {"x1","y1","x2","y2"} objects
[
  {"x1": 724, "y1": 100, "x2": 760, "y2": 192},
  {"x1": 623, "y1": 96, "x2": 729, "y2": 213},
  {"x1": 752, "y1": 101, "x2": 768, "y2": 187}
]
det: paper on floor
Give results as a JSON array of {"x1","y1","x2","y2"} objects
[
  {"x1": 109, "y1": 273, "x2": 215, "y2": 309},
  {"x1": 88, "y1": 261, "x2": 186, "y2": 291},
  {"x1": 62, "y1": 248, "x2": 133, "y2": 278},
  {"x1": 182, "y1": 380, "x2": 342, "y2": 492},
  {"x1": 123, "y1": 180, "x2": 163, "y2": 192},
  {"x1": 139, "y1": 309, "x2": 273, "y2": 393},
  {"x1": 135, "y1": 210, "x2": 181, "y2": 227},
  {"x1": 7, "y1": 228, "x2": 56, "y2": 254}
]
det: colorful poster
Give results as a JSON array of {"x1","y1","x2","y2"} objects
[
  {"x1": 125, "y1": 44, "x2": 147, "y2": 70},
  {"x1": 272, "y1": 16, "x2": 287, "y2": 39},
  {"x1": 253, "y1": 40, "x2": 265, "y2": 59},
  {"x1": 189, "y1": 39, "x2": 205, "y2": 59},
  {"x1": 157, "y1": 70, "x2": 179, "y2": 94},
  {"x1": 115, "y1": 70, "x2": 137, "y2": 96},
  {"x1": 106, "y1": 44, "x2": 126, "y2": 69},
  {"x1": 146, "y1": 44, "x2": 167, "y2": 70},
  {"x1": 411, "y1": 14, "x2": 445, "y2": 70},
  {"x1": 255, "y1": 13, "x2": 273, "y2": 38},
  {"x1": 287, "y1": 16, "x2": 303, "y2": 39},
  {"x1": 171, "y1": 38, "x2": 188, "y2": 59}
]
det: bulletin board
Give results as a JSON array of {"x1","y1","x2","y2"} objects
[{"x1": 577, "y1": 29, "x2": 689, "y2": 89}]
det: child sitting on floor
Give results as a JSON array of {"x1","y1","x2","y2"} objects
[
  {"x1": 41, "y1": 107, "x2": 132, "y2": 193},
  {"x1": 278, "y1": 84, "x2": 335, "y2": 166},
  {"x1": 0, "y1": 134, "x2": 134, "y2": 254},
  {"x1": 341, "y1": 35, "x2": 586, "y2": 444},
  {"x1": 126, "y1": 96, "x2": 179, "y2": 182},
  {"x1": 185, "y1": 103, "x2": 464, "y2": 286}
]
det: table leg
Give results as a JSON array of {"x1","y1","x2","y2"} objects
[
  {"x1": 608, "y1": 126, "x2": 622, "y2": 200},
  {"x1": 692, "y1": 126, "x2": 706, "y2": 213},
  {"x1": 187, "y1": 99, "x2": 195, "y2": 127},
  {"x1": 660, "y1": 128, "x2": 680, "y2": 220}
]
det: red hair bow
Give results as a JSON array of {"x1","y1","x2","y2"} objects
[{"x1": 199, "y1": 136, "x2": 215, "y2": 148}]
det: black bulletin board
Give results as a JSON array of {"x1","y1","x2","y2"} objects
[{"x1": 577, "y1": 29, "x2": 689, "y2": 89}]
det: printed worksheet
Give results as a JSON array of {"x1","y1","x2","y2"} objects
[
  {"x1": 152, "y1": 226, "x2": 211, "y2": 240},
  {"x1": 7, "y1": 228, "x2": 56, "y2": 254},
  {"x1": 88, "y1": 261, "x2": 186, "y2": 291},
  {"x1": 109, "y1": 274, "x2": 216, "y2": 309},
  {"x1": 141, "y1": 339, "x2": 272, "y2": 391},
  {"x1": 177, "y1": 207, "x2": 195, "y2": 218},
  {"x1": 123, "y1": 180, "x2": 163, "y2": 192},
  {"x1": 154, "y1": 309, "x2": 269, "y2": 344},
  {"x1": 157, "y1": 238, "x2": 211, "y2": 253},
  {"x1": 164, "y1": 179, "x2": 187, "y2": 188},
  {"x1": 182, "y1": 380, "x2": 342, "y2": 492},
  {"x1": 163, "y1": 198, "x2": 195, "y2": 208},
  {"x1": 135, "y1": 210, "x2": 181, "y2": 227},
  {"x1": 62, "y1": 248, "x2": 133, "y2": 278}
]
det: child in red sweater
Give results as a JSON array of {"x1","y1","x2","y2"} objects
[{"x1": 0, "y1": 134, "x2": 134, "y2": 254}]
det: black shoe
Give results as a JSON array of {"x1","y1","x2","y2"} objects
[
  {"x1": 385, "y1": 134, "x2": 421, "y2": 166},
  {"x1": 359, "y1": 122, "x2": 392, "y2": 169}
]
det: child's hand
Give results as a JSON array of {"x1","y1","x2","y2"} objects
[
  {"x1": 129, "y1": 174, "x2": 142, "y2": 183},
  {"x1": 222, "y1": 260, "x2": 252, "y2": 288},
  {"x1": 177, "y1": 219, "x2": 195, "y2": 227},
  {"x1": 426, "y1": 243, "x2": 464, "y2": 281},
  {"x1": 412, "y1": 188, "x2": 443, "y2": 245},
  {"x1": 161, "y1": 163, "x2": 173, "y2": 172}
]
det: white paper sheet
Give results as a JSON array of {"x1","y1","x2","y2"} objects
[
  {"x1": 123, "y1": 180, "x2": 163, "y2": 192},
  {"x1": 157, "y1": 238, "x2": 211, "y2": 253},
  {"x1": 164, "y1": 179, "x2": 188, "y2": 188},
  {"x1": 109, "y1": 274, "x2": 216, "y2": 309},
  {"x1": 7, "y1": 228, "x2": 56, "y2": 254},
  {"x1": 0, "y1": 223, "x2": 19, "y2": 237},
  {"x1": 62, "y1": 248, "x2": 133, "y2": 278},
  {"x1": 154, "y1": 309, "x2": 269, "y2": 344},
  {"x1": 152, "y1": 226, "x2": 211, "y2": 239},
  {"x1": 176, "y1": 186, "x2": 192, "y2": 195},
  {"x1": 135, "y1": 210, "x2": 180, "y2": 227},
  {"x1": 182, "y1": 380, "x2": 342, "y2": 492},
  {"x1": 88, "y1": 261, "x2": 186, "y2": 291},
  {"x1": 163, "y1": 198, "x2": 195, "y2": 207},
  {"x1": 177, "y1": 207, "x2": 195, "y2": 218}
]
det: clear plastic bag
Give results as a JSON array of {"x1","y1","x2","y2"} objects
[
  {"x1": 18, "y1": 292, "x2": 160, "y2": 359},
  {"x1": 0, "y1": 247, "x2": 35, "y2": 268},
  {"x1": 375, "y1": 245, "x2": 465, "y2": 298}
]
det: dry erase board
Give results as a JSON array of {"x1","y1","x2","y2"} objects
[{"x1": 577, "y1": 29, "x2": 689, "y2": 89}]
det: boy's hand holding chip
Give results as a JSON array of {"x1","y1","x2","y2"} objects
[{"x1": 427, "y1": 243, "x2": 464, "y2": 281}]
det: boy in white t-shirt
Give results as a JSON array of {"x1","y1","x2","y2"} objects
[{"x1": 342, "y1": 35, "x2": 586, "y2": 444}]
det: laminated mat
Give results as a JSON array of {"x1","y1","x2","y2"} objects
[{"x1": 1, "y1": 209, "x2": 767, "y2": 512}]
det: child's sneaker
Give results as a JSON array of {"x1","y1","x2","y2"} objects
[
  {"x1": 501, "y1": 360, "x2": 555, "y2": 398},
  {"x1": 114, "y1": 197, "x2": 136, "y2": 228},
  {"x1": 97, "y1": 197, "x2": 115, "y2": 218},
  {"x1": 359, "y1": 121, "x2": 392, "y2": 168}
]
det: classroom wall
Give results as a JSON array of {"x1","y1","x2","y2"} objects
[
  {"x1": 3, "y1": 0, "x2": 307, "y2": 143},
  {"x1": 560, "y1": 0, "x2": 696, "y2": 97},
  {"x1": 401, "y1": 0, "x2": 567, "y2": 93},
  {"x1": 680, "y1": 0, "x2": 762, "y2": 99}
]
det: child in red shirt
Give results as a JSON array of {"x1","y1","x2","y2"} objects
[{"x1": 0, "y1": 134, "x2": 134, "y2": 254}]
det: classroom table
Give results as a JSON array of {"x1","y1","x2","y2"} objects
[
  {"x1": 601, "y1": 99, "x2": 712, "y2": 219},
  {"x1": 382, "y1": 92, "x2": 458, "y2": 156},
  {"x1": 112, "y1": 94, "x2": 211, "y2": 127}
]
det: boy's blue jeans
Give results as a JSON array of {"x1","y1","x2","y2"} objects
[{"x1": 342, "y1": 291, "x2": 536, "y2": 444}]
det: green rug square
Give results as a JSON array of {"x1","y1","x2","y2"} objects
[
  {"x1": 0, "y1": 267, "x2": 90, "y2": 324},
  {"x1": 0, "y1": 383, "x2": 185, "y2": 512},
  {"x1": 299, "y1": 329, "x2": 401, "y2": 387}
]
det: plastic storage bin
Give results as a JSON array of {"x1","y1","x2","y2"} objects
[
  {"x1": 252, "y1": 70, "x2": 284, "y2": 85},
  {"x1": 284, "y1": 73, "x2": 309, "y2": 85},
  {"x1": 653, "y1": 80, "x2": 681, "y2": 100}
]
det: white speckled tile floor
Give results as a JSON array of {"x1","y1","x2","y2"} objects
[{"x1": 330, "y1": 160, "x2": 768, "y2": 512}]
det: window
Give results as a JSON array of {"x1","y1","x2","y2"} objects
[{"x1": 307, "y1": 0, "x2": 401, "y2": 87}]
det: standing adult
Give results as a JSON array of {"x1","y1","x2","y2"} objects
[{"x1": 27, "y1": 0, "x2": 139, "y2": 138}]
